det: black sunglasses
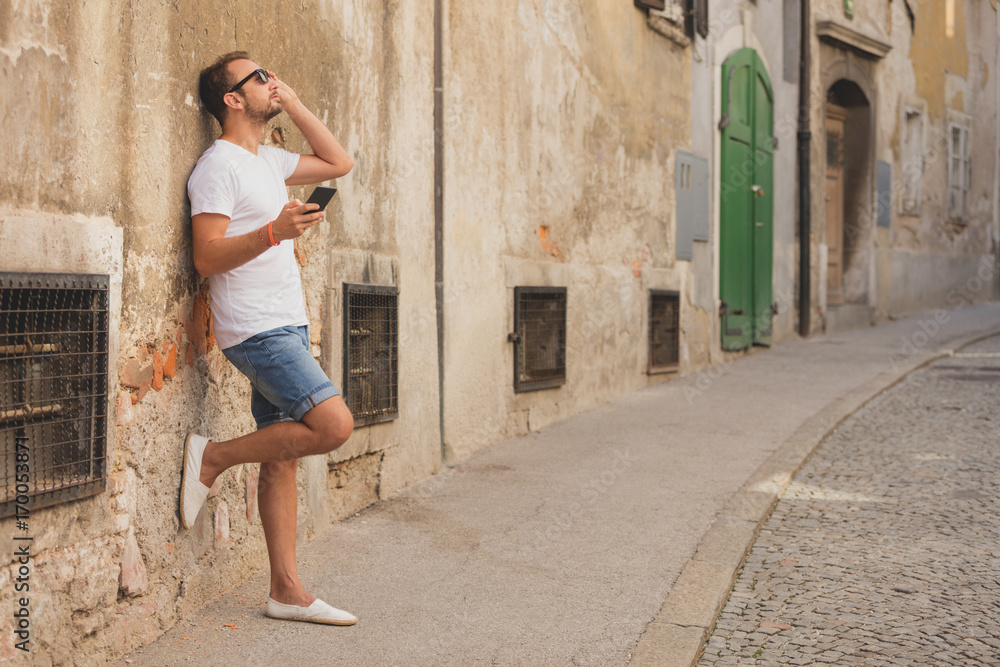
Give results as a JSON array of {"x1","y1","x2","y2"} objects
[{"x1": 229, "y1": 68, "x2": 269, "y2": 93}]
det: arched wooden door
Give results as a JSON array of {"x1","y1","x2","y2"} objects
[{"x1": 719, "y1": 48, "x2": 774, "y2": 350}]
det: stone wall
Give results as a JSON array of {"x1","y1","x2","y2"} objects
[
  {"x1": 440, "y1": 1, "x2": 697, "y2": 460},
  {"x1": 1, "y1": 2, "x2": 438, "y2": 663}
]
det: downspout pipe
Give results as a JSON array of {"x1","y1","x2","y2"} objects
[
  {"x1": 994, "y1": 1, "x2": 1000, "y2": 296},
  {"x1": 797, "y1": 0, "x2": 812, "y2": 337},
  {"x1": 434, "y1": 0, "x2": 446, "y2": 462}
]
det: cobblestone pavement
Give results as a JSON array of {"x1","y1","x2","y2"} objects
[{"x1": 698, "y1": 334, "x2": 1000, "y2": 666}]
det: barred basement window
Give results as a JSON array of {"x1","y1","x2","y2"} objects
[
  {"x1": 1, "y1": 272, "x2": 110, "y2": 518},
  {"x1": 513, "y1": 287, "x2": 567, "y2": 393},
  {"x1": 343, "y1": 284, "x2": 398, "y2": 427},
  {"x1": 648, "y1": 290, "x2": 680, "y2": 373}
]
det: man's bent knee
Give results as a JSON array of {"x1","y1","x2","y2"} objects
[
  {"x1": 303, "y1": 396, "x2": 354, "y2": 454},
  {"x1": 324, "y1": 406, "x2": 353, "y2": 451}
]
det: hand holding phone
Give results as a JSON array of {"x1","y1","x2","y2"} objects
[{"x1": 305, "y1": 185, "x2": 338, "y2": 212}]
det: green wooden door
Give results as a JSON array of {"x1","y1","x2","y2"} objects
[{"x1": 720, "y1": 48, "x2": 774, "y2": 350}]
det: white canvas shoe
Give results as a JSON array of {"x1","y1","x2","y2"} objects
[
  {"x1": 179, "y1": 433, "x2": 212, "y2": 529},
  {"x1": 265, "y1": 597, "x2": 358, "y2": 626}
]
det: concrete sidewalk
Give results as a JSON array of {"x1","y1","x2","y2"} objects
[{"x1": 120, "y1": 304, "x2": 1000, "y2": 667}]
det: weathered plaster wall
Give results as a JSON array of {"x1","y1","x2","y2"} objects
[
  {"x1": 883, "y1": 0, "x2": 998, "y2": 313},
  {"x1": 0, "y1": 1, "x2": 437, "y2": 663},
  {"x1": 440, "y1": 1, "x2": 693, "y2": 460},
  {"x1": 810, "y1": 0, "x2": 997, "y2": 328}
]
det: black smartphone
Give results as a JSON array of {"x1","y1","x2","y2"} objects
[{"x1": 305, "y1": 185, "x2": 338, "y2": 212}]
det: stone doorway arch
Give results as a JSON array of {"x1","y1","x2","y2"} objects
[{"x1": 818, "y1": 48, "x2": 878, "y2": 326}]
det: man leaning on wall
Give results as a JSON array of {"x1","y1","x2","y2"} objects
[{"x1": 181, "y1": 51, "x2": 357, "y2": 626}]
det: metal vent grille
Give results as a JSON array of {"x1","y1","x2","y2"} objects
[
  {"x1": 649, "y1": 290, "x2": 680, "y2": 373},
  {"x1": 513, "y1": 287, "x2": 567, "y2": 393},
  {"x1": 1, "y1": 272, "x2": 110, "y2": 518},
  {"x1": 343, "y1": 284, "x2": 398, "y2": 427}
]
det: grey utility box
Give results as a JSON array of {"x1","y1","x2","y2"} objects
[{"x1": 675, "y1": 150, "x2": 710, "y2": 261}]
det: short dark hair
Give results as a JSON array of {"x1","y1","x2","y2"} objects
[{"x1": 198, "y1": 51, "x2": 251, "y2": 126}]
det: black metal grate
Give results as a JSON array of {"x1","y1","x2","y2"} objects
[
  {"x1": 343, "y1": 284, "x2": 398, "y2": 427},
  {"x1": 649, "y1": 290, "x2": 680, "y2": 373},
  {"x1": 513, "y1": 287, "x2": 567, "y2": 393},
  {"x1": 1, "y1": 272, "x2": 110, "y2": 518}
]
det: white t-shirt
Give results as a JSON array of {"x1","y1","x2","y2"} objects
[{"x1": 187, "y1": 140, "x2": 308, "y2": 349}]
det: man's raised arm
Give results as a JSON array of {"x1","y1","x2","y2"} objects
[{"x1": 269, "y1": 71, "x2": 354, "y2": 186}]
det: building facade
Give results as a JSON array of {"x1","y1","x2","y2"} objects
[{"x1": 0, "y1": 1, "x2": 996, "y2": 663}]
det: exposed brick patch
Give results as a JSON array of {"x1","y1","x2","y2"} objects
[
  {"x1": 185, "y1": 283, "x2": 216, "y2": 356},
  {"x1": 111, "y1": 601, "x2": 159, "y2": 647},
  {"x1": 152, "y1": 351, "x2": 164, "y2": 391},
  {"x1": 294, "y1": 241, "x2": 307, "y2": 266},
  {"x1": 190, "y1": 503, "x2": 213, "y2": 558},
  {"x1": 538, "y1": 225, "x2": 565, "y2": 262},
  {"x1": 207, "y1": 350, "x2": 224, "y2": 384},
  {"x1": 214, "y1": 501, "x2": 230, "y2": 547},
  {"x1": 119, "y1": 531, "x2": 148, "y2": 596},
  {"x1": 136, "y1": 380, "x2": 151, "y2": 403},
  {"x1": 109, "y1": 472, "x2": 128, "y2": 496},
  {"x1": 163, "y1": 344, "x2": 178, "y2": 378},
  {"x1": 116, "y1": 392, "x2": 135, "y2": 425},
  {"x1": 121, "y1": 359, "x2": 142, "y2": 389}
]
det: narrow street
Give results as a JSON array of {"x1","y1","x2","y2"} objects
[
  {"x1": 700, "y1": 335, "x2": 1000, "y2": 665},
  {"x1": 120, "y1": 306, "x2": 1000, "y2": 666}
]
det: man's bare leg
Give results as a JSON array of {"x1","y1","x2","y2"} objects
[
  {"x1": 193, "y1": 396, "x2": 353, "y2": 606},
  {"x1": 257, "y1": 458, "x2": 315, "y2": 606}
]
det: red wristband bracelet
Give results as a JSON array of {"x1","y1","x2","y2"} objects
[{"x1": 267, "y1": 220, "x2": 277, "y2": 246}]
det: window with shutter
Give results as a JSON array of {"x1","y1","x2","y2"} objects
[
  {"x1": 901, "y1": 107, "x2": 924, "y2": 215},
  {"x1": 686, "y1": 0, "x2": 708, "y2": 38},
  {"x1": 947, "y1": 123, "x2": 970, "y2": 222}
]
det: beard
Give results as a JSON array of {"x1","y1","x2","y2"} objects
[{"x1": 243, "y1": 94, "x2": 282, "y2": 125}]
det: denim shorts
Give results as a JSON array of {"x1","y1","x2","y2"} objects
[{"x1": 221, "y1": 325, "x2": 340, "y2": 429}]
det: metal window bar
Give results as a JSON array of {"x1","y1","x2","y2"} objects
[
  {"x1": 649, "y1": 290, "x2": 680, "y2": 373},
  {"x1": 343, "y1": 284, "x2": 399, "y2": 427},
  {"x1": 513, "y1": 287, "x2": 567, "y2": 393},
  {"x1": 1, "y1": 272, "x2": 110, "y2": 518}
]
